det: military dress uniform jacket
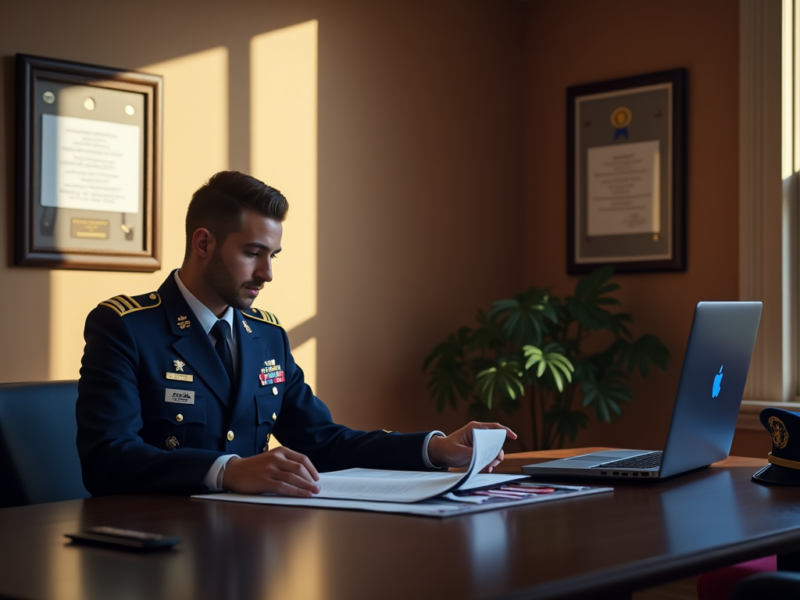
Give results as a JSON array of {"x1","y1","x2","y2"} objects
[{"x1": 76, "y1": 272, "x2": 433, "y2": 496}]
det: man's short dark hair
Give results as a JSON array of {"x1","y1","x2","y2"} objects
[{"x1": 185, "y1": 171, "x2": 289, "y2": 258}]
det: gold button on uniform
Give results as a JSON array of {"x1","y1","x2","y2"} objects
[
  {"x1": 227, "y1": 431, "x2": 235, "y2": 442},
  {"x1": 176, "y1": 414, "x2": 183, "y2": 422}
]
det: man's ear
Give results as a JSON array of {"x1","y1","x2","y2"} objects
[{"x1": 192, "y1": 228, "x2": 215, "y2": 259}]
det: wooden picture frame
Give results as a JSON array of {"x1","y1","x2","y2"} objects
[
  {"x1": 14, "y1": 54, "x2": 162, "y2": 271},
  {"x1": 567, "y1": 69, "x2": 687, "y2": 274}
]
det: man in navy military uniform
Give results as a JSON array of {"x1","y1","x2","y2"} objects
[{"x1": 77, "y1": 171, "x2": 515, "y2": 496}]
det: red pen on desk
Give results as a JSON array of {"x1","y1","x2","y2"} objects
[{"x1": 504, "y1": 485, "x2": 556, "y2": 494}]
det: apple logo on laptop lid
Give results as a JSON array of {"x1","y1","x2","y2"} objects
[{"x1": 712, "y1": 365, "x2": 723, "y2": 398}]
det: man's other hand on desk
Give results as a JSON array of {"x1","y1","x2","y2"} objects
[
  {"x1": 222, "y1": 448, "x2": 321, "y2": 497},
  {"x1": 428, "y1": 422, "x2": 517, "y2": 472}
]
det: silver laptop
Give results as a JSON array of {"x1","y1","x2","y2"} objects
[{"x1": 522, "y1": 302, "x2": 762, "y2": 481}]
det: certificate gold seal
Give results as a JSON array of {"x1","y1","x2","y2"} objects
[
  {"x1": 610, "y1": 107, "x2": 632, "y2": 128},
  {"x1": 768, "y1": 416, "x2": 790, "y2": 449}
]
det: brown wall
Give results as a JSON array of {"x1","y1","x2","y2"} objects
[
  {"x1": 522, "y1": 0, "x2": 760, "y2": 453},
  {"x1": 0, "y1": 0, "x2": 525, "y2": 434}
]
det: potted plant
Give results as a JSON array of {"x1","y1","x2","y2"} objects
[{"x1": 423, "y1": 267, "x2": 670, "y2": 450}]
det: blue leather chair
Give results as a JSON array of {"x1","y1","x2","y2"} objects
[{"x1": 0, "y1": 381, "x2": 89, "y2": 507}]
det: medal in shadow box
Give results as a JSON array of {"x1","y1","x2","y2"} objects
[
  {"x1": 567, "y1": 69, "x2": 687, "y2": 274},
  {"x1": 14, "y1": 54, "x2": 162, "y2": 271}
]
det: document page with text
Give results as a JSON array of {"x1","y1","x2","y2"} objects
[{"x1": 312, "y1": 428, "x2": 517, "y2": 503}]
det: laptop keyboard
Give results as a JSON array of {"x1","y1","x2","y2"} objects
[{"x1": 591, "y1": 451, "x2": 663, "y2": 470}]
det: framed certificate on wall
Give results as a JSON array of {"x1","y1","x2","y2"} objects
[
  {"x1": 14, "y1": 54, "x2": 162, "y2": 271},
  {"x1": 567, "y1": 69, "x2": 687, "y2": 274}
]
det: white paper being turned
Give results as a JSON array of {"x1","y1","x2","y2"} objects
[
  {"x1": 587, "y1": 140, "x2": 660, "y2": 237},
  {"x1": 40, "y1": 114, "x2": 141, "y2": 214},
  {"x1": 310, "y1": 428, "x2": 512, "y2": 503}
]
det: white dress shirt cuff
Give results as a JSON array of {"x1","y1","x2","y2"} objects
[
  {"x1": 422, "y1": 430, "x2": 446, "y2": 469},
  {"x1": 203, "y1": 454, "x2": 239, "y2": 491}
]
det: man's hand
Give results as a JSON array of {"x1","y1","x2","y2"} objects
[
  {"x1": 427, "y1": 421, "x2": 517, "y2": 472},
  {"x1": 222, "y1": 447, "x2": 320, "y2": 496}
]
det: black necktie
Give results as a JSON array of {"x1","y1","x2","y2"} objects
[{"x1": 212, "y1": 320, "x2": 234, "y2": 383}]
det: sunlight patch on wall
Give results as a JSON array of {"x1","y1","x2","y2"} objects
[
  {"x1": 250, "y1": 21, "x2": 318, "y2": 334},
  {"x1": 48, "y1": 47, "x2": 229, "y2": 379}
]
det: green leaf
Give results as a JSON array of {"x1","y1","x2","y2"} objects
[
  {"x1": 476, "y1": 360, "x2": 525, "y2": 408},
  {"x1": 536, "y1": 360, "x2": 547, "y2": 378},
  {"x1": 580, "y1": 366, "x2": 633, "y2": 422},
  {"x1": 566, "y1": 266, "x2": 619, "y2": 331},
  {"x1": 523, "y1": 343, "x2": 574, "y2": 392},
  {"x1": 613, "y1": 334, "x2": 671, "y2": 378},
  {"x1": 610, "y1": 312, "x2": 633, "y2": 340},
  {"x1": 488, "y1": 287, "x2": 555, "y2": 346}
]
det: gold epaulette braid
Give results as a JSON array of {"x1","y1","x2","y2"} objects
[
  {"x1": 241, "y1": 308, "x2": 282, "y2": 327},
  {"x1": 99, "y1": 293, "x2": 162, "y2": 317}
]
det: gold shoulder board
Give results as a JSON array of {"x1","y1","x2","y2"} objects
[
  {"x1": 99, "y1": 293, "x2": 162, "y2": 317},
  {"x1": 242, "y1": 308, "x2": 282, "y2": 327}
]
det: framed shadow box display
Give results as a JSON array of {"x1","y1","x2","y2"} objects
[
  {"x1": 14, "y1": 54, "x2": 162, "y2": 271},
  {"x1": 567, "y1": 69, "x2": 686, "y2": 274}
]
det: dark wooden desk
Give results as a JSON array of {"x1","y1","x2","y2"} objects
[{"x1": 0, "y1": 452, "x2": 797, "y2": 600}]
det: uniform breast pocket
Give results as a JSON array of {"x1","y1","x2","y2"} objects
[
  {"x1": 140, "y1": 386, "x2": 207, "y2": 451},
  {"x1": 255, "y1": 390, "x2": 283, "y2": 454}
]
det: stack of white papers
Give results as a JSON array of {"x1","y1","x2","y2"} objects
[
  {"x1": 193, "y1": 429, "x2": 612, "y2": 517},
  {"x1": 308, "y1": 429, "x2": 521, "y2": 502}
]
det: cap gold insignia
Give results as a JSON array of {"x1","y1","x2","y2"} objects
[
  {"x1": 149, "y1": 293, "x2": 157, "y2": 300},
  {"x1": 165, "y1": 436, "x2": 180, "y2": 450},
  {"x1": 769, "y1": 416, "x2": 790, "y2": 449},
  {"x1": 242, "y1": 320, "x2": 252, "y2": 334},
  {"x1": 177, "y1": 315, "x2": 191, "y2": 330}
]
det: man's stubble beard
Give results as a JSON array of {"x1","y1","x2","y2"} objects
[{"x1": 205, "y1": 248, "x2": 256, "y2": 311}]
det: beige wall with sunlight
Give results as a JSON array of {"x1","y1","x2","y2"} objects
[
  {"x1": 48, "y1": 47, "x2": 229, "y2": 379},
  {"x1": 0, "y1": 0, "x2": 524, "y2": 441}
]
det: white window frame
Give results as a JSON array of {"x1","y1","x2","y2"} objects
[{"x1": 737, "y1": 0, "x2": 800, "y2": 429}]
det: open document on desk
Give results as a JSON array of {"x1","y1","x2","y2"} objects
[{"x1": 193, "y1": 429, "x2": 612, "y2": 517}]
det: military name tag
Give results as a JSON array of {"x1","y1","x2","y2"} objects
[
  {"x1": 165, "y1": 388, "x2": 195, "y2": 404},
  {"x1": 166, "y1": 372, "x2": 193, "y2": 382}
]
